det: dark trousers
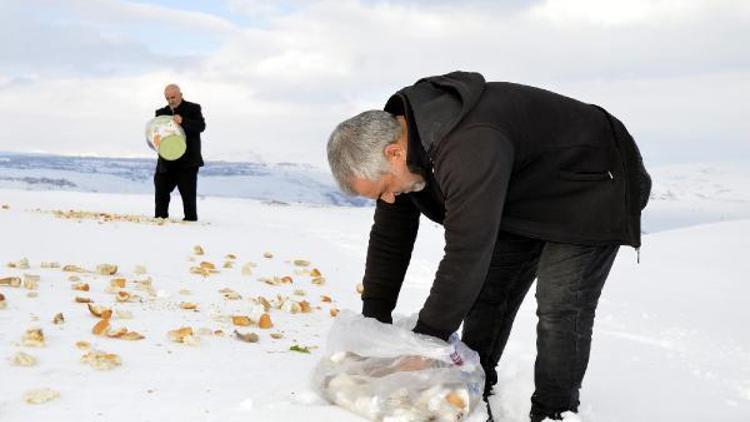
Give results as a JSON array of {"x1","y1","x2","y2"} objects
[
  {"x1": 154, "y1": 167, "x2": 199, "y2": 221},
  {"x1": 462, "y1": 231, "x2": 619, "y2": 417}
]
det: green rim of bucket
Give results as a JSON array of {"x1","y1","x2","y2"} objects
[{"x1": 158, "y1": 135, "x2": 187, "y2": 161}]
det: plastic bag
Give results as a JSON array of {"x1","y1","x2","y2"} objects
[{"x1": 313, "y1": 311, "x2": 485, "y2": 421}]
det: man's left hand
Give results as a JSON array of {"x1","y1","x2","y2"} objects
[
  {"x1": 173, "y1": 114, "x2": 183, "y2": 125},
  {"x1": 395, "y1": 355, "x2": 429, "y2": 372}
]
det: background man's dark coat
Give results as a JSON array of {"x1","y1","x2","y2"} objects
[{"x1": 155, "y1": 100, "x2": 206, "y2": 173}]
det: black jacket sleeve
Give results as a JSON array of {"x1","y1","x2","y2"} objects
[
  {"x1": 361, "y1": 194, "x2": 420, "y2": 323},
  {"x1": 413, "y1": 126, "x2": 514, "y2": 341},
  {"x1": 179, "y1": 103, "x2": 206, "y2": 135}
]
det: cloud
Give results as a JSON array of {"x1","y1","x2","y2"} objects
[
  {"x1": 0, "y1": 0, "x2": 239, "y2": 78},
  {"x1": 226, "y1": 0, "x2": 308, "y2": 19},
  {"x1": 65, "y1": 0, "x2": 239, "y2": 33},
  {"x1": 0, "y1": 0, "x2": 747, "y2": 167},
  {"x1": 528, "y1": 0, "x2": 749, "y2": 27}
]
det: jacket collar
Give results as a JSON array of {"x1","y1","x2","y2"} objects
[
  {"x1": 405, "y1": 108, "x2": 430, "y2": 177},
  {"x1": 386, "y1": 71, "x2": 485, "y2": 155},
  {"x1": 384, "y1": 94, "x2": 430, "y2": 176}
]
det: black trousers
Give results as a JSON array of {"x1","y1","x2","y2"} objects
[
  {"x1": 154, "y1": 166, "x2": 199, "y2": 221},
  {"x1": 462, "y1": 231, "x2": 619, "y2": 417}
]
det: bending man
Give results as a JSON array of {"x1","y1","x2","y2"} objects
[{"x1": 326, "y1": 71, "x2": 651, "y2": 421}]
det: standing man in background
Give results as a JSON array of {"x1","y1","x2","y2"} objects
[{"x1": 154, "y1": 83, "x2": 206, "y2": 221}]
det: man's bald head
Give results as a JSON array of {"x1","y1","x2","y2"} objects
[{"x1": 164, "y1": 84, "x2": 183, "y2": 109}]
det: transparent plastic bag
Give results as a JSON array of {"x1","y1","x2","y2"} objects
[
  {"x1": 145, "y1": 115, "x2": 186, "y2": 161},
  {"x1": 313, "y1": 311, "x2": 485, "y2": 421}
]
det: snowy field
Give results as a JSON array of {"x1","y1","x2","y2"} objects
[
  {"x1": 643, "y1": 162, "x2": 750, "y2": 232},
  {"x1": 0, "y1": 163, "x2": 749, "y2": 421}
]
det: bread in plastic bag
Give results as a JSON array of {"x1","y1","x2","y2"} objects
[{"x1": 313, "y1": 310, "x2": 485, "y2": 421}]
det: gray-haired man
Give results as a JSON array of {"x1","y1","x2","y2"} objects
[{"x1": 327, "y1": 71, "x2": 651, "y2": 421}]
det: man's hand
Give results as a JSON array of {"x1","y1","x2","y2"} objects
[
  {"x1": 395, "y1": 355, "x2": 430, "y2": 372},
  {"x1": 173, "y1": 114, "x2": 183, "y2": 125}
]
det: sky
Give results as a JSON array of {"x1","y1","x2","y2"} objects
[{"x1": 0, "y1": 0, "x2": 748, "y2": 168}]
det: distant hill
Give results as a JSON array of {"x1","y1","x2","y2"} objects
[
  {"x1": 0, "y1": 152, "x2": 367, "y2": 207},
  {"x1": 2, "y1": 152, "x2": 749, "y2": 232}
]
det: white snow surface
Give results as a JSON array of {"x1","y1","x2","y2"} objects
[
  {"x1": 0, "y1": 182, "x2": 749, "y2": 421},
  {"x1": 643, "y1": 162, "x2": 750, "y2": 232}
]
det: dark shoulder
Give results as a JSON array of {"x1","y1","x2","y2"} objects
[
  {"x1": 435, "y1": 125, "x2": 514, "y2": 174},
  {"x1": 484, "y1": 81, "x2": 591, "y2": 109},
  {"x1": 181, "y1": 100, "x2": 202, "y2": 111},
  {"x1": 155, "y1": 105, "x2": 170, "y2": 115}
]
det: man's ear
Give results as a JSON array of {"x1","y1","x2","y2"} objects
[{"x1": 383, "y1": 143, "x2": 403, "y2": 161}]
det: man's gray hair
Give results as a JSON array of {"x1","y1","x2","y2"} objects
[
  {"x1": 327, "y1": 110, "x2": 401, "y2": 195},
  {"x1": 164, "y1": 83, "x2": 181, "y2": 93}
]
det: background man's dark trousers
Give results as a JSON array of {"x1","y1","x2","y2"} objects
[
  {"x1": 462, "y1": 231, "x2": 619, "y2": 420},
  {"x1": 154, "y1": 167, "x2": 199, "y2": 221}
]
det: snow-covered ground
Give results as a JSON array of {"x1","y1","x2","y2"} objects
[
  {"x1": 0, "y1": 161, "x2": 749, "y2": 421},
  {"x1": 643, "y1": 162, "x2": 750, "y2": 233}
]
